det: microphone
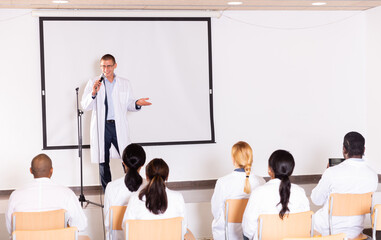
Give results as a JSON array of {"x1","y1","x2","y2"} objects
[{"x1": 94, "y1": 74, "x2": 104, "y2": 93}]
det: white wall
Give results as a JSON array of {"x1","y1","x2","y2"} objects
[
  {"x1": 0, "y1": 9, "x2": 379, "y2": 190},
  {"x1": 365, "y1": 6, "x2": 381, "y2": 173}
]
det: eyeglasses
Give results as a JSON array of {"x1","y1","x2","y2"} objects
[{"x1": 100, "y1": 64, "x2": 114, "y2": 69}]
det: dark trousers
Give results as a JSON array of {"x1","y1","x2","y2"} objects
[{"x1": 100, "y1": 121, "x2": 119, "y2": 190}]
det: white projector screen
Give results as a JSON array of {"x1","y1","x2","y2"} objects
[{"x1": 39, "y1": 17, "x2": 214, "y2": 149}]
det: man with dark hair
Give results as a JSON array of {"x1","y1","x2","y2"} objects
[
  {"x1": 6, "y1": 154, "x2": 87, "y2": 234},
  {"x1": 311, "y1": 131, "x2": 377, "y2": 238},
  {"x1": 343, "y1": 131, "x2": 365, "y2": 157},
  {"x1": 81, "y1": 54, "x2": 151, "y2": 190}
]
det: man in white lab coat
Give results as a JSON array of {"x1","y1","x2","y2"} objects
[
  {"x1": 311, "y1": 131, "x2": 378, "y2": 238},
  {"x1": 81, "y1": 54, "x2": 151, "y2": 190},
  {"x1": 6, "y1": 154, "x2": 87, "y2": 235}
]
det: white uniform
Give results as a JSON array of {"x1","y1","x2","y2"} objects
[
  {"x1": 211, "y1": 170, "x2": 265, "y2": 240},
  {"x1": 104, "y1": 177, "x2": 147, "y2": 240},
  {"x1": 6, "y1": 178, "x2": 87, "y2": 234},
  {"x1": 81, "y1": 75, "x2": 139, "y2": 164},
  {"x1": 311, "y1": 158, "x2": 378, "y2": 238},
  {"x1": 123, "y1": 188, "x2": 187, "y2": 237},
  {"x1": 242, "y1": 179, "x2": 310, "y2": 240}
]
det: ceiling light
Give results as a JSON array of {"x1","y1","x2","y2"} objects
[
  {"x1": 52, "y1": 0, "x2": 69, "y2": 3},
  {"x1": 312, "y1": 2, "x2": 327, "y2": 6},
  {"x1": 228, "y1": 2, "x2": 243, "y2": 5}
]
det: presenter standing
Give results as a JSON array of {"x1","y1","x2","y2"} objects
[{"x1": 81, "y1": 54, "x2": 151, "y2": 190}]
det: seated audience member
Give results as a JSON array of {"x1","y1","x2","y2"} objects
[
  {"x1": 311, "y1": 131, "x2": 378, "y2": 238},
  {"x1": 211, "y1": 141, "x2": 265, "y2": 240},
  {"x1": 104, "y1": 143, "x2": 146, "y2": 240},
  {"x1": 242, "y1": 150, "x2": 310, "y2": 240},
  {"x1": 6, "y1": 154, "x2": 87, "y2": 234},
  {"x1": 123, "y1": 158, "x2": 187, "y2": 238}
]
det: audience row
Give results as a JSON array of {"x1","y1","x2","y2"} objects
[{"x1": 5, "y1": 131, "x2": 378, "y2": 240}]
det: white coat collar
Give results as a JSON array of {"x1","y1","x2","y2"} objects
[{"x1": 33, "y1": 177, "x2": 51, "y2": 182}]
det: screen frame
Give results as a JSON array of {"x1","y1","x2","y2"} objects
[{"x1": 39, "y1": 16, "x2": 215, "y2": 150}]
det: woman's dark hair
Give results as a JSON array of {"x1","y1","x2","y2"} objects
[
  {"x1": 268, "y1": 149, "x2": 295, "y2": 219},
  {"x1": 122, "y1": 144, "x2": 146, "y2": 192},
  {"x1": 139, "y1": 158, "x2": 169, "y2": 215}
]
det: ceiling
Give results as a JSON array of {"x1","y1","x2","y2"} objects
[{"x1": 1, "y1": 0, "x2": 381, "y2": 11}]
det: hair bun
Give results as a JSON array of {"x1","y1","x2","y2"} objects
[{"x1": 126, "y1": 156, "x2": 140, "y2": 169}]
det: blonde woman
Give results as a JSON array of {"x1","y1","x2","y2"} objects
[{"x1": 211, "y1": 141, "x2": 265, "y2": 240}]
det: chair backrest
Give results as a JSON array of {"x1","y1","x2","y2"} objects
[
  {"x1": 125, "y1": 217, "x2": 184, "y2": 240},
  {"x1": 328, "y1": 192, "x2": 373, "y2": 235},
  {"x1": 258, "y1": 211, "x2": 314, "y2": 240},
  {"x1": 225, "y1": 199, "x2": 249, "y2": 223},
  {"x1": 225, "y1": 199, "x2": 249, "y2": 240},
  {"x1": 329, "y1": 192, "x2": 373, "y2": 216},
  {"x1": 372, "y1": 204, "x2": 381, "y2": 239},
  {"x1": 283, "y1": 233, "x2": 347, "y2": 240},
  {"x1": 12, "y1": 209, "x2": 67, "y2": 232},
  {"x1": 109, "y1": 206, "x2": 127, "y2": 230},
  {"x1": 109, "y1": 205, "x2": 127, "y2": 240},
  {"x1": 12, "y1": 227, "x2": 78, "y2": 240}
]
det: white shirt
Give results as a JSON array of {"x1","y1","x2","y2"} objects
[
  {"x1": 104, "y1": 176, "x2": 146, "y2": 240},
  {"x1": 211, "y1": 170, "x2": 265, "y2": 240},
  {"x1": 311, "y1": 158, "x2": 378, "y2": 238},
  {"x1": 123, "y1": 188, "x2": 187, "y2": 238},
  {"x1": 242, "y1": 179, "x2": 310, "y2": 240},
  {"x1": 6, "y1": 178, "x2": 87, "y2": 234}
]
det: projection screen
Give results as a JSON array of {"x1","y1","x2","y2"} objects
[{"x1": 39, "y1": 17, "x2": 214, "y2": 149}]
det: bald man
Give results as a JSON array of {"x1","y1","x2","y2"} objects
[{"x1": 5, "y1": 154, "x2": 87, "y2": 234}]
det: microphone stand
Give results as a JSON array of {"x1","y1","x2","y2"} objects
[{"x1": 76, "y1": 87, "x2": 103, "y2": 208}]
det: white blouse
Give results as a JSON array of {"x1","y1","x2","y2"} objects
[
  {"x1": 211, "y1": 170, "x2": 265, "y2": 240},
  {"x1": 242, "y1": 179, "x2": 310, "y2": 240},
  {"x1": 123, "y1": 187, "x2": 187, "y2": 237}
]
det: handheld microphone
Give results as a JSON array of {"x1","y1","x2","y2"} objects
[{"x1": 94, "y1": 74, "x2": 104, "y2": 93}]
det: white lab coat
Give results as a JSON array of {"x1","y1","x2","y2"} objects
[
  {"x1": 81, "y1": 75, "x2": 139, "y2": 164},
  {"x1": 6, "y1": 178, "x2": 88, "y2": 234},
  {"x1": 211, "y1": 171, "x2": 265, "y2": 240},
  {"x1": 104, "y1": 176, "x2": 147, "y2": 240},
  {"x1": 311, "y1": 158, "x2": 378, "y2": 239},
  {"x1": 123, "y1": 188, "x2": 187, "y2": 238},
  {"x1": 242, "y1": 179, "x2": 310, "y2": 240}
]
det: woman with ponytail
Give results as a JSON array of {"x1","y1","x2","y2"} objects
[
  {"x1": 242, "y1": 150, "x2": 310, "y2": 240},
  {"x1": 123, "y1": 158, "x2": 187, "y2": 238},
  {"x1": 211, "y1": 141, "x2": 265, "y2": 240},
  {"x1": 104, "y1": 144, "x2": 146, "y2": 240}
]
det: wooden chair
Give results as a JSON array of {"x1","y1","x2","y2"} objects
[
  {"x1": 225, "y1": 198, "x2": 249, "y2": 240},
  {"x1": 184, "y1": 228, "x2": 196, "y2": 240},
  {"x1": 283, "y1": 233, "x2": 347, "y2": 240},
  {"x1": 12, "y1": 209, "x2": 68, "y2": 232},
  {"x1": 125, "y1": 217, "x2": 184, "y2": 240},
  {"x1": 371, "y1": 204, "x2": 381, "y2": 240},
  {"x1": 12, "y1": 227, "x2": 78, "y2": 240},
  {"x1": 109, "y1": 206, "x2": 127, "y2": 240},
  {"x1": 328, "y1": 192, "x2": 373, "y2": 239},
  {"x1": 258, "y1": 211, "x2": 314, "y2": 240},
  {"x1": 11, "y1": 209, "x2": 91, "y2": 240}
]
